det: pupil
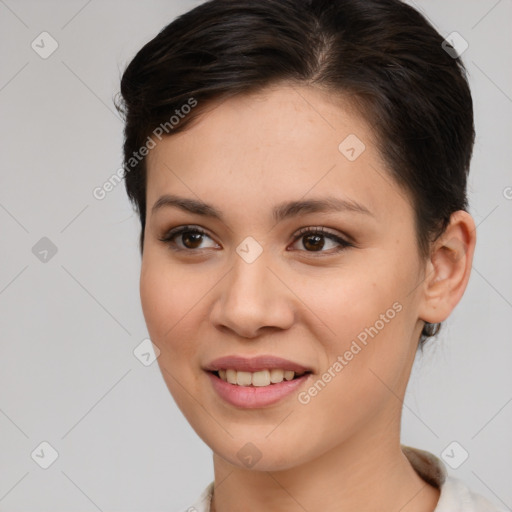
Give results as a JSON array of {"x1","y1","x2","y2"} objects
[
  {"x1": 304, "y1": 234, "x2": 324, "y2": 251},
  {"x1": 183, "y1": 232, "x2": 203, "y2": 248}
]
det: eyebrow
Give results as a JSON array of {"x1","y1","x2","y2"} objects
[{"x1": 151, "y1": 194, "x2": 374, "y2": 223}]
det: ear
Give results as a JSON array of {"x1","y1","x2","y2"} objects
[{"x1": 418, "y1": 210, "x2": 476, "y2": 325}]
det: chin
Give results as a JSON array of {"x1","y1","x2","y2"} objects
[{"x1": 208, "y1": 434, "x2": 312, "y2": 472}]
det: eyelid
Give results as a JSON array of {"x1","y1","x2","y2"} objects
[
  {"x1": 293, "y1": 225, "x2": 349, "y2": 241},
  {"x1": 158, "y1": 225, "x2": 219, "y2": 250},
  {"x1": 159, "y1": 224, "x2": 354, "y2": 253},
  {"x1": 289, "y1": 226, "x2": 353, "y2": 253}
]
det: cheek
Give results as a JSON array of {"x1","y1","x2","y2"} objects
[
  {"x1": 293, "y1": 258, "x2": 404, "y2": 342},
  {"x1": 290, "y1": 279, "x2": 410, "y2": 450},
  {"x1": 292, "y1": 256, "x2": 416, "y2": 393},
  {"x1": 139, "y1": 254, "x2": 210, "y2": 420},
  {"x1": 139, "y1": 254, "x2": 205, "y2": 365}
]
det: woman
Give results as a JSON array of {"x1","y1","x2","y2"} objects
[{"x1": 116, "y1": 0, "x2": 505, "y2": 510}]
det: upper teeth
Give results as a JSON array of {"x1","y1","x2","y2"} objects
[{"x1": 218, "y1": 369, "x2": 303, "y2": 386}]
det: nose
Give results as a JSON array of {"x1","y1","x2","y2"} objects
[{"x1": 210, "y1": 251, "x2": 295, "y2": 339}]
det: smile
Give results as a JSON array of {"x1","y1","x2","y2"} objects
[
  {"x1": 204, "y1": 354, "x2": 314, "y2": 407},
  {"x1": 213, "y1": 368, "x2": 308, "y2": 386}
]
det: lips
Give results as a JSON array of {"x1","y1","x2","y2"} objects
[
  {"x1": 203, "y1": 354, "x2": 313, "y2": 374},
  {"x1": 206, "y1": 369, "x2": 312, "y2": 408},
  {"x1": 203, "y1": 355, "x2": 314, "y2": 408}
]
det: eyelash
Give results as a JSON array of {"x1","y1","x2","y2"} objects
[{"x1": 158, "y1": 225, "x2": 353, "y2": 255}]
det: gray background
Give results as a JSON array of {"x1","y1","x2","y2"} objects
[{"x1": 0, "y1": 0, "x2": 511, "y2": 510}]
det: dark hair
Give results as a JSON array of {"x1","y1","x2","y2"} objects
[{"x1": 115, "y1": 0, "x2": 475, "y2": 344}]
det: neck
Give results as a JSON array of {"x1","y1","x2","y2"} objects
[{"x1": 210, "y1": 426, "x2": 440, "y2": 512}]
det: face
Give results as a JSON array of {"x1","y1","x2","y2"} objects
[{"x1": 140, "y1": 84, "x2": 427, "y2": 471}]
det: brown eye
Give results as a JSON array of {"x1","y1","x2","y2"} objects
[
  {"x1": 158, "y1": 226, "x2": 219, "y2": 251},
  {"x1": 290, "y1": 227, "x2": 352, "y2": 254},
  {"x1": 181, "y1": 231, "x2": 205, "y2": 249},
  {"x1": 302, "y1": 233, "x2": 325, "y2": 251}
]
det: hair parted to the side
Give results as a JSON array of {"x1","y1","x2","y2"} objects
[{"x1": 115, "y1": 0, "x2": 475, "y2": 346}]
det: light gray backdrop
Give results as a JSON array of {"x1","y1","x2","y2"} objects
[{"x1": 1, "y1": 0, "x2": 511, "y2": 510}]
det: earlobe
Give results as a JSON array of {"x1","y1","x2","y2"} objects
[{"x1": 418, "y1": 211, "x2": 476, "y2": 325}]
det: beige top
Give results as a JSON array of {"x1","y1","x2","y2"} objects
[{"x1": 179, "y1": 445, "x2": 506, "y2": 511}]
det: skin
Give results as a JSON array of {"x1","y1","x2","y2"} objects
[{"x1": 140, "y1": 83, "x2": 476, "y2": 512}]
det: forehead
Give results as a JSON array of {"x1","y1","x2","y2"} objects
[{"x1": 145, "y1": 84, "x2": 411, "y2": 225}]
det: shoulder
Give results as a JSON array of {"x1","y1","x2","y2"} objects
[
  {"x1": 401, "y1": 444, "x2": 506, "y2": 512},
  {"x1": 176, "y1": 481, "x2": 214, "y2": 512},
  {"x1": 436, "y1": 475, "x2": 507, "y2": 512}
]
